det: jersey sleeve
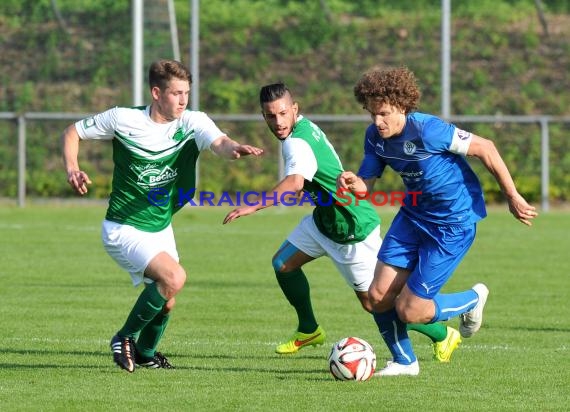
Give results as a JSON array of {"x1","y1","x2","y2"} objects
[
  {"x1": 357, "y1": 125, "x2": 386, "y2": 179},
  {"x1": 422, "y1": 116, "x2": 471, "y2": 155},
  {"x1": 448, "y1": 127, "x2": 472, "y2": 155},
  {"x1": 185, "y1": 111, "x2": 225, "y2": 151},
  {"x1": 282, "y1": 138, "x2": 318, "y2": 181},
  {"x1": 75, "y1": 107, "x2": 118, "y2": 140}
]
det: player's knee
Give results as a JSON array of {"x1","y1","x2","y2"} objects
[
  {"x1": 395, "y1": 306, "x2": 414, "y2": 323},
  {"x1": 272, "y1": 254, "x2": 290, "y2": 273},
  {"x1": 160, "y1": 266, "x2": 186, "y2": 298},
  {"x1": 395, "y1": 299, "x2": 422, "y2": 323},
  {"x1": 171, "y1": 266, "x2": 187, "y2": 292},
  {"x1": 368, "y1": 287, "x2": 385, "y2": 307},
  {"x1": 368, "y1": 287, "x2": 394, "y2": 312}
]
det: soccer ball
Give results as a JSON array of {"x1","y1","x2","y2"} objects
[{"x1": 328, "y1": 336, "x2": 376, "y2": 381}]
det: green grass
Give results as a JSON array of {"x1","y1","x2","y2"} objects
[{"x1": 0, "y1": 204, "x2": 569, "y2": 411}]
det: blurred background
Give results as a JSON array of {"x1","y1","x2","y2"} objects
[{"x1": 0, "y1": 0, "x2": 569, "y2": 207}]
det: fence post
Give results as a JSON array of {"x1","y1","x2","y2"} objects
[
  {"x1": 540, "y1": 117, "x2": 549, "y2": 212},
  {"x1": 18, "y1": 115, "x2": 26, "y2": 207}
]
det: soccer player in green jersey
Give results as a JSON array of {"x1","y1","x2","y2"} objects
[
  {"x1": 62, "y1": 59, "x2": 263, "y2": 373},
  {"x1": 223, "y1": 83, "x2": 460, "y2": 361}
]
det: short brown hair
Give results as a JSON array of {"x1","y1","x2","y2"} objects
[
  {"x1": 354, "y1": 66, "x2": 421, "y2": 113},
  {"x1": 148, "y1": 59, "x2": 192, "y2": 91}
]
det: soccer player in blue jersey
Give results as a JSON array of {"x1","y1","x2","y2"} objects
[
  {"x1": 338, "y1": 66, "x2": 537, "y2": 376},
  {"x1": 224, "y1": 83, "x2": 461, "y2": 361}
]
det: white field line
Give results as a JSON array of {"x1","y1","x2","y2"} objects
[
  {"x1": 0, "y1": 223, "x2": 283, "y2": 236},
  {"x1": 1, "y1": 336, "x2": 276, "y2": 347},
  {"x1": 2, "y1": 337, "x2": 566, "y2": 352},
  {"x1": 0, "y1": 223, "x2": 100, "y2": 231}
]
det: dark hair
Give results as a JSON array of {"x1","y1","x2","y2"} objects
[
  {"x1": 148, "y1": 59, "x2": 192, "y2": 91},
  {"x1": 259, "y1": 82, "x2": 291, "y2": 107}
]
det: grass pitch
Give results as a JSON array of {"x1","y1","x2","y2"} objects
[{"x1": 0, "y1": 204, "x2": 568, "y2": 411}]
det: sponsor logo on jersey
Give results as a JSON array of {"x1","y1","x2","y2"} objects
[
  {"x1": 400, "y1": 170, "x2": 423, "y2": 178},
  {"x1": 403, "y1": 141, "x2": 417, "y2": 155},
  {"x1": 137, "y1": 165, "x2": 179, "y2": 188}
]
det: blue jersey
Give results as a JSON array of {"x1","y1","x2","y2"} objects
[{"x1": 357, "y1": 112, "x2": 487, "y2": 225}]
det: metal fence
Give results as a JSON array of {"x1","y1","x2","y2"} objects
[{"x1": 2, "y1": 111, "x2": 569, "y2": 211}]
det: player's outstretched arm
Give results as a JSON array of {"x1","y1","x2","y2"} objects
[
  {"x1": 467, "y1": 134, "x2": 538, "y2": 226},
  {"x1": 223, "y1": 205, "x2": 259, "y2": 224},
  {"x1": 62, "y1": 124, "x2": 92, "y2": 195},
  {"x1": 223, "y1": 174, "x2": 304, "y2": 225},
  {"x1": 210, "y1": 135, "x2": 264, "y2": 160}
]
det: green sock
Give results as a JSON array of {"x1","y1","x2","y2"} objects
[
  {"x1": 118, "y1": 282, "x2": 167, "y2": 338},
  {"x1": 136, "y1": 312, "x2": 170, "y2": 359},
  {"x1": 407, "y1": 322, "x2": 448, "y2": 343},
  {"x1": 275, "y1": 268, "x2": 318, "y2": 334}
]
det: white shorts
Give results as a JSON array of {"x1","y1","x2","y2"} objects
[
  {"x1": 101, "y1": 220, "x2": 179, "y2": 286},
  {"x1": 287, "y1": 215, "x2": 381, "y2": 292}
]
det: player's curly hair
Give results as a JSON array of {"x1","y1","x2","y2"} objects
[{"x1": 354, "y1": 66, "x2": 421, "y2": 113}]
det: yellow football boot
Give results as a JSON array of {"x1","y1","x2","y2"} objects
[
  {"x1": 275, "y1": 325, "x2": 326, "y2": 354},
  {"x1": 432, "y1": 326, "x2": 461, "y2": 362}
]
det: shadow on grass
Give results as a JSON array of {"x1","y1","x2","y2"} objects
[
  {"x1": 501, "y1": 326, "x2": 570, "y2": 333},
  {"x1": 185, "y1": 364, "x2": 326, "y2": 375},
  {"x1": 0, "y1": 362, "x2": 111, "y2": 370},
  {"x1": 0, "y1": 347, "x2": 332, "y2": 377},
  {"x1": 0, "y1": 348, "x2": 108, "y2": 357},
  {"x1": 0, "y1": 348, "x2": 329, "y2": 360}
]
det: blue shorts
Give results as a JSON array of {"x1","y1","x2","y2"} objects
[{"x1": 379, "y1": 211, "x2": 476, "y2": 299}]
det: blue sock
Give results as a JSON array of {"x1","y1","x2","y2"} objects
[
  {"x1": 431, "y1": 289, "x2": 479, "y2": 322},
  {"x1": 372, "y1": 309, "x2": 416, "y2": 365}
]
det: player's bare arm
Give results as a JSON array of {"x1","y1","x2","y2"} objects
[
  {"x1": 61, "y1": 124, "x2": 92, "y2": 195},
  {"x1": 223, "y1": 174, "x2": 304, "y2": 224},
  {"x1": 467, "y1": 134, "x2": 538, "y2": 226},
  {"x1": 210, "y1": 135, "x2": 264, "y2": 159}
]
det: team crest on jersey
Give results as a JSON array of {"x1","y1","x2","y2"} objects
[
  {"x1": 172, "y1": 128, "x2": 195, "y2": 142},
  {"x1": 136, "y1": 165, "x2": 179, "y2": 188},
  {"x1": 83, "y1": 117, "x2": 95, "y2": 128},
  {"x1": 403, "y1": 141, "x2": 417, "y2": 155}
]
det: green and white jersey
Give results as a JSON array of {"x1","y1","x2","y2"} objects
[
  {"x1": 75, "y1": 106, "x2": 223, "y2": 232},
  {"x1": 283, "y1": 116, "x2": 380, "y2": 244}
]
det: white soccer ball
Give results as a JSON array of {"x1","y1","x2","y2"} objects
[{"x1": 328, "y1": 336, "x2": 376, "y2": 381}]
